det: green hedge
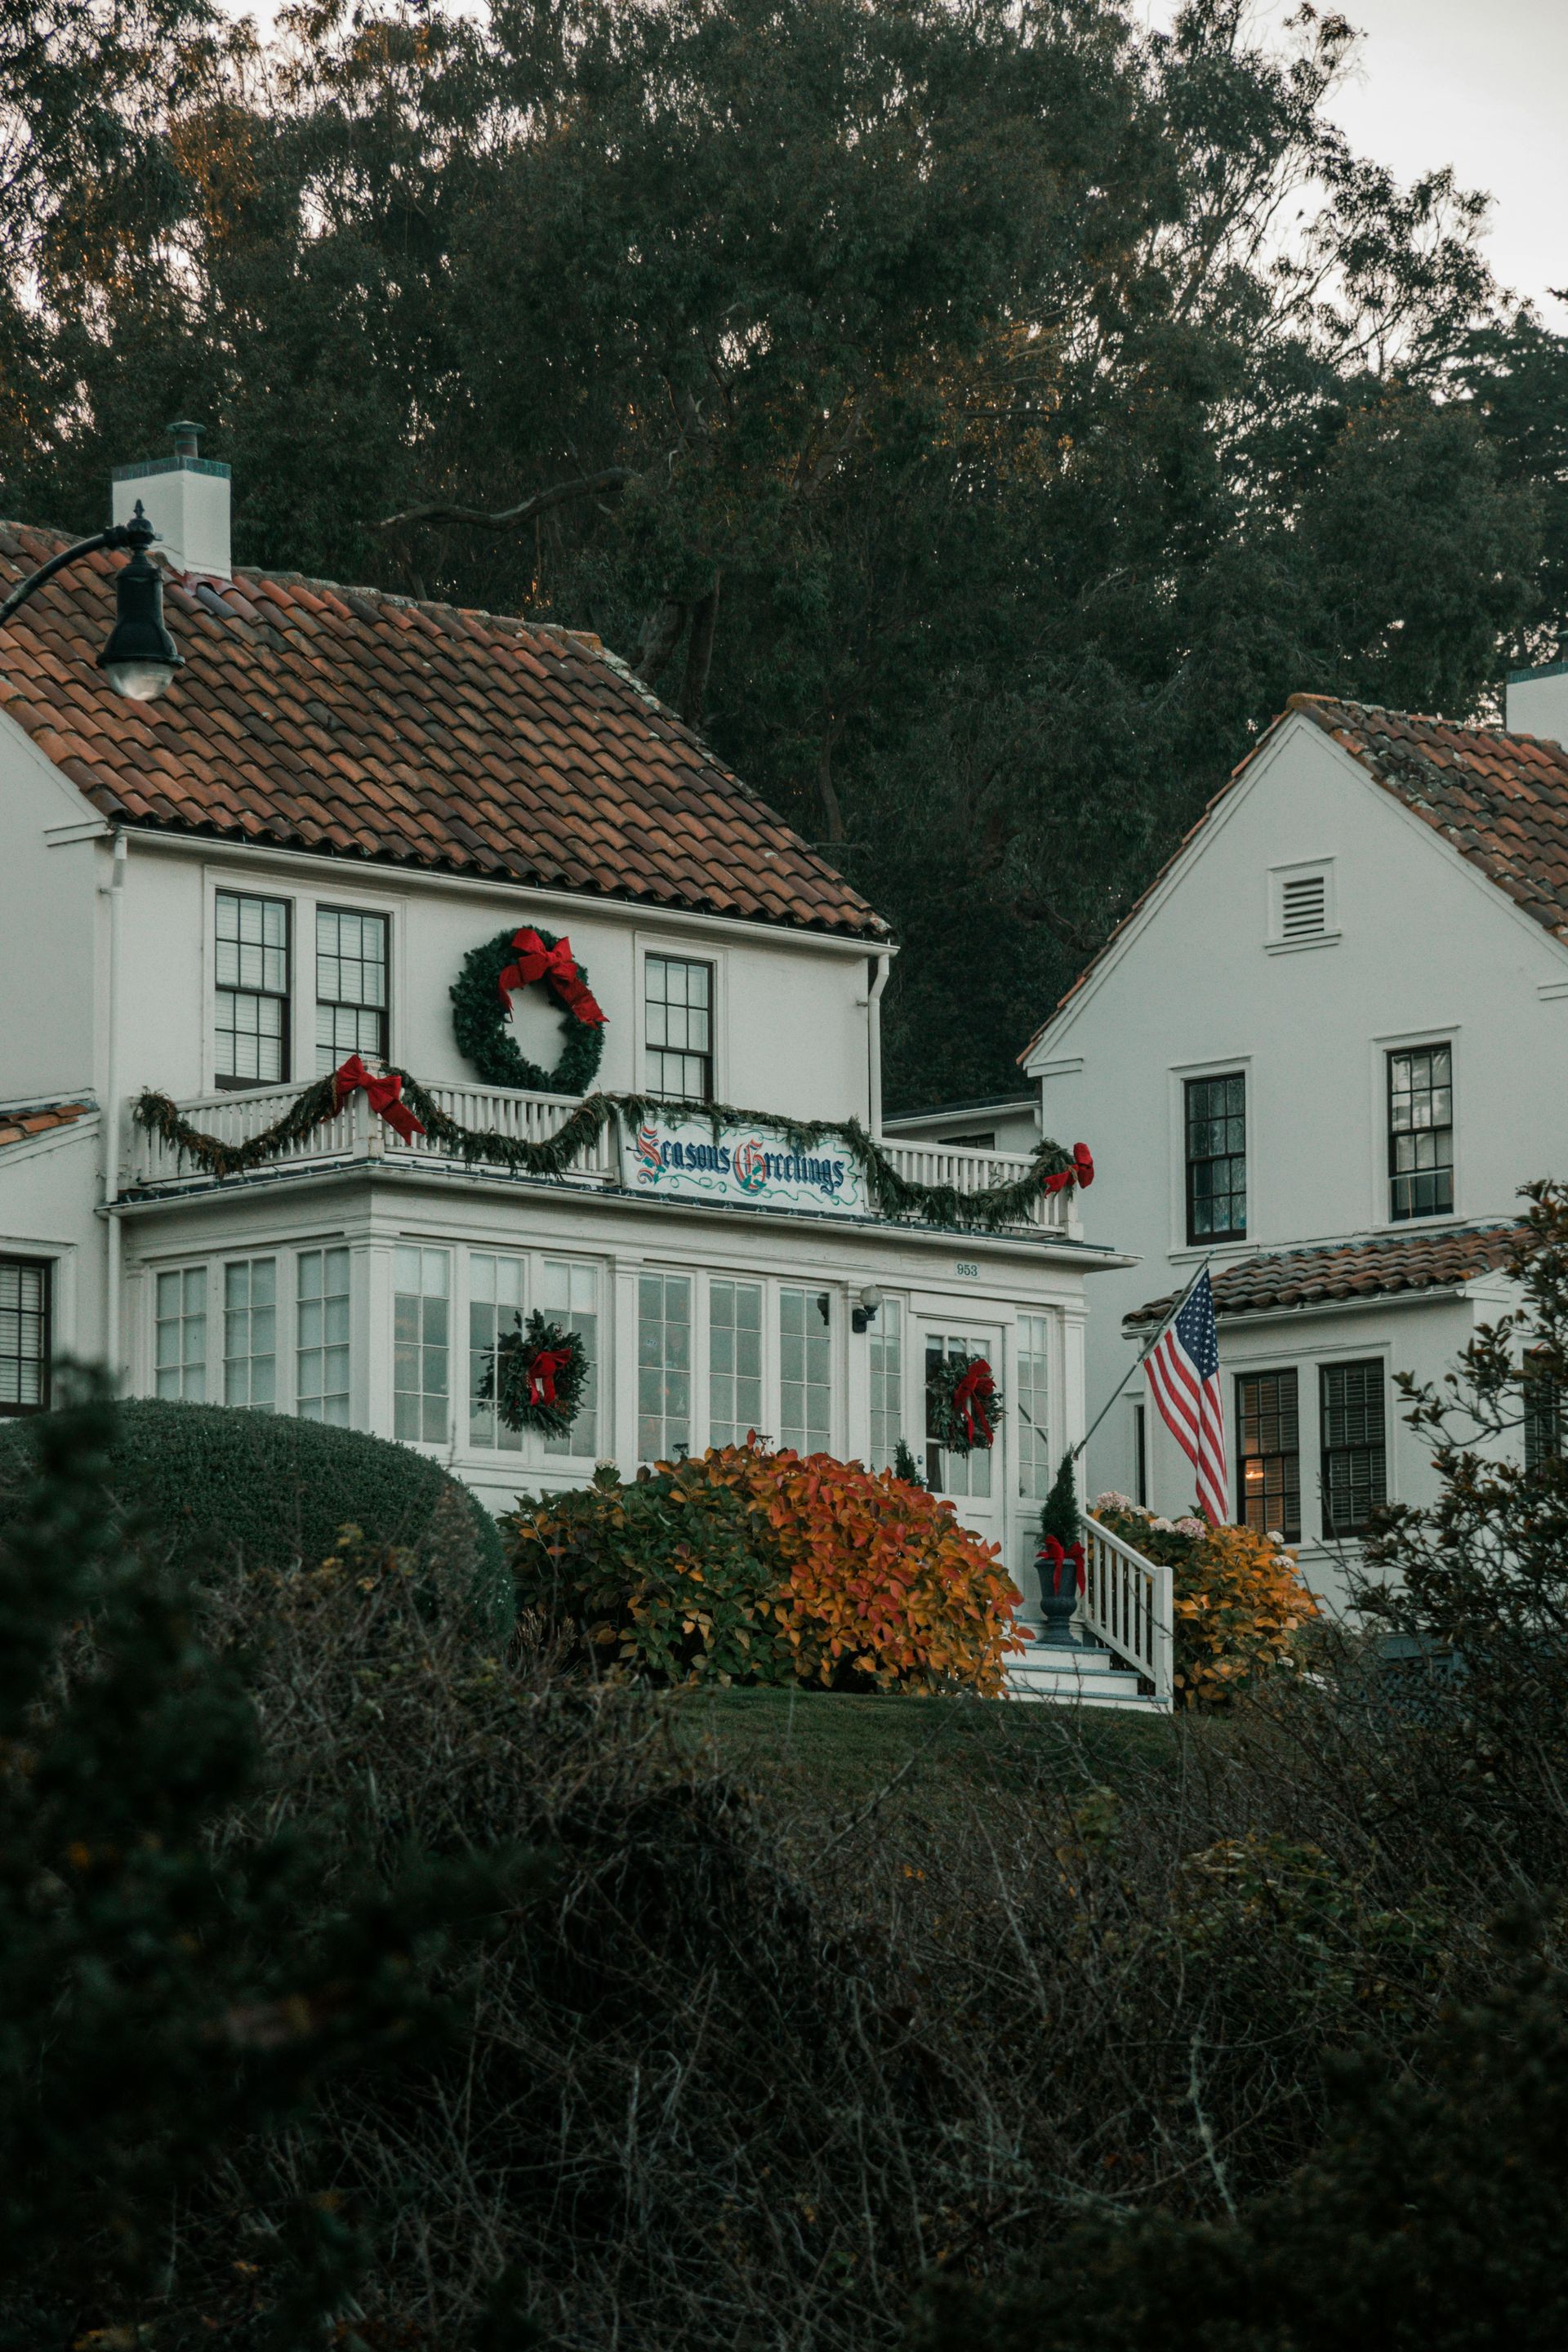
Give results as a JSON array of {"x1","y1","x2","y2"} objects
[{"x1": 0, "y1": 1401, "x2": 511, "y2": 1634}]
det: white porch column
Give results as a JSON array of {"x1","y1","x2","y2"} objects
[{"x1": 611, "y1": 1257, "x2": 639, "y2": 1470}]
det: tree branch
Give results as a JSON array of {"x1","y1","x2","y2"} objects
[
  {"x1": 1014, "y1": 893, "x2": 1111, "y2": 960},
  {"x1": 635, "y1": 599, "x2": 689, "y2": 687},
  {"x1": 679, "y1": 576, "x2": 721, "y2": 728},
  {"x1": 371, "y1": 468, "x2": 637, "y2": 536}
]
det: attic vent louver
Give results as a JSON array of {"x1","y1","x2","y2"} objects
[{"x1": 1281, "y1": 872, "x2": 1327, "y2": 938}]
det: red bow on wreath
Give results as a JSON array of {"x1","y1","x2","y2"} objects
[
  {"x1": 1038, "y1": 1535, "x2": 1086, "y2": 1595},
  {"x1": 526, "y1": 1347, "x2": 572, "y2": 1406},
  {"x1": 497, "y1": 929, "x2": 608, "y2": 1027},
  {"x1": 951, "y1": 1358, "x2": 996, "y2": 1447},
  {"x1": 332, "y1": 1054, "x2": 425, "y2": 1141},
  {"x1": 1043, "y1": 1143, "x2": 1096, "y2": 1196}
]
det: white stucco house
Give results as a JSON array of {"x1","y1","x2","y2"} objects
[
  {"x1": 1018, "y1": 667, "x2": 1568, "y2": 1603},
  {"x1": 0, "y1": 427, "x2": 1131, "y2": 1621}
]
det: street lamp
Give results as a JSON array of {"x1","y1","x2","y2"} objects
[{"x1": 0, "y1": 499, "x2": 182, "y2": 702}]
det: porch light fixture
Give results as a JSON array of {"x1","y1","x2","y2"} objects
[
  {"x1": 0, "y1": 500, "x2": 182, "y2": 702},
  {"x1": 853, "y1": 1283, "x2": 885, "y2": 1334}
]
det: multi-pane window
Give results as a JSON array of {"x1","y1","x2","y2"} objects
[
  {"x1": 1016, "y1": 1312, "x2": 1052, "y2": 1500},
  {"x1": 1236, "y1": 1368, "x2": 1300, "y2": 1544},
  {"x1": 644, "y1": 956, "x2": 713, "y2": 1102},
  {"x1": 0, "y1": 1257, "x2": 49, "y2": 1416},
  {"x1": 868, "y1": 1295, "x2": 904, "y2": 1472},
  {"x1": 468, "y1": 1253, "x2": 525, "y2": 1455},
  {"x1": 709, "y1": 1278, "x2": 764, "y2": 1449},
  {"x1": 154, "y1": 1266, "x2": 207, "y2": 1401},
  {"x1": 215, "y1": 890, "x2": 290, "y2": 1088},
  {"x1": 541, "y1": 1258, "x2": 599, "y2": 1458},
  {"x1": 924, "y1": 1332, "x2": 991, "y2": 1500},
  {"x1": 316, "y1": 907, "x2": 389, "y2": 1073},
  {"x1": 780, "y1": 1286, "x2": 831, "y2": 1455},
  {"x1": 1388, "y1": 1045, "x2": 1454, "y2": 1221},
  {"x1": 297, "y1": 1246, "x2": 350, "y2": 1425},
  {"x1": 638, "y1": 1272, "x2": 692, "y2": 1463},
  {"x1": 1185, "y1": 1073, "x2": 1246, "y2": 1244},
  {"x1": 223, "y1": 1258, "x2": 276, "y2": 1410},
  {"x1": 1320, "y1": 1360, "x2": 1386, "y2": 1539},
  {"x1": 394, "y1": 1246, "x2": 450, "y2": 1445},
  {"x1": 1523, "y1": 1351, "x2": 1562, "y2": 1474}
]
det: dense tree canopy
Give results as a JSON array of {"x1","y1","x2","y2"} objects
[{"x1": 2, "y1": 0, "x2": 1563, "y2": 1102}]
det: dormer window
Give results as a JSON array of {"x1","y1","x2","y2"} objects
[{"x1": 1268, "y1": 860, "x2": 1336, "y2": 951}]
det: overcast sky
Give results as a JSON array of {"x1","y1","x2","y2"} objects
[
  {"x1": 220, "y1": 0, "x2": 1567, "y2": 327},
  {"x1": 1147, "y1": 0, "x2": 1568, "y2": 326}
]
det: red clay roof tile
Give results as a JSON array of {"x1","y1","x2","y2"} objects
[
  {"x1": 1125, "y1": 1224, "x2": 1521, "y2": 1328},
  {"x1": 0, "y1": 523, "x2": 885, "y2": 940}
]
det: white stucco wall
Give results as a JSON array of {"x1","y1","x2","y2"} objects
[
  {"x1": 0, "y1": 714, "x2": 103, "y2": 1107},
  {"x1": 112, "y1": 839, "x2": 879, "y2": 1123},
  {"x1": 1025, "y1": 710, "x2": 1563, "y2": 1596}
]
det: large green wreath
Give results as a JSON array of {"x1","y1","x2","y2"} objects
[
  {"x1": 928, "y1": 1351, "x2": 1004, "y2": 1455},
  {"x1": 481, "y1": 1310, "x2": 590, "y2": 1437},
  {"x1": 451, "y1": 925, "x2": 605, "y2": 1095}
]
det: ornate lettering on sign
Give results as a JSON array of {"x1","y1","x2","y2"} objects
[{"x1": 627, "y1": 1115, "x2": 872, "y2": 1219}]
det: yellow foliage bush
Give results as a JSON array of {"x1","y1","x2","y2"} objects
[
  {"x1": 511, "y1": 1441, "x2": 1024, "y2": 1695},
  {"x1": 1094, "y1": 1495, "x2": 1317, "y2": 1707}
]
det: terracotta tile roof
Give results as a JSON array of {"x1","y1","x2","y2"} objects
[
  {"x1": 1125, "y1": 1223, "x2": 1521, "y2": 1329},
  {"x1": 0, "y1": 523, "x2": 885, "y2": 939},
  {"x1": 1025, "y1": 692, "x2": 1568, "y2": 1059},
  {"x1": 0, "y1": 1101, "x2": 93, "y2": 1152}
]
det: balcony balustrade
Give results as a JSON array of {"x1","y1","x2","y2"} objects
[{"x1": 121, "y1": 1080, "x2": 1071, "y2": 1233}]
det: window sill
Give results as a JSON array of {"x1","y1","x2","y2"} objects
[{"x1": 1264, "y1": 931, "x2": 1342, "y2": 956}]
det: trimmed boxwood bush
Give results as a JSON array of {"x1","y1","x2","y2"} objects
[{"x1": 0, "y1": 1400, "x2": 511, "y2": 1634}]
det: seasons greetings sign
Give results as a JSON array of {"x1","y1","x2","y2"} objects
[{"x1": 627, "y1": 1114, "x2": 872, "y2": 1219}]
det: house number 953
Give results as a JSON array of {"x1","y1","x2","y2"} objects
[{"x1": 954, "y1": 1261, "x2": 980, "y2": 1278}]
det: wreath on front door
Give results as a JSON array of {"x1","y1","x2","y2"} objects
[
  {"x1": 482, "y1": 1309, "x2": 590, "y2": 1437},
  {"x1": 451, "y1": 924, "x2": 607, "y2": 1094},
  {"x1": 927, "y1": 1351, "x2": 1003, "y2": 1454}
]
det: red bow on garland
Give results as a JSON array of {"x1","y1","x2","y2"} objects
[
  {"x1": 332, "y1": 1054, "x2": 425, "y2": 1141},
  {"x1": 1038, "y1": 1535, "x2": 1086, "y2": 1595},
  {"x1": 497, "y1": 929, "x2": 608, "y2": 1027},
  {"x1": 1043, "y1": 1143, "x2": 1096, "y2": 1196},
  {"x1": 526, "y1": 1347, "x2": 573, "y2": 1406},
  {"x1": 951, "y1": 1357, "x2": 996, "y2": 1447}
]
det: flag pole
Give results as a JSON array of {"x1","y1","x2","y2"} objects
[{"x1": 1069, "y1": 1258, "x2": 1212, "y2": 1469}]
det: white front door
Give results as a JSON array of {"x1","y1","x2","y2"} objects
[{"x1": 920, "y1": 1323, "x2": 1005, "y2": 1550}]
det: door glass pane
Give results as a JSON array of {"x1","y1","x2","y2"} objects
[{"x1": 779, "y1": 1285, "x2": 831, "y2": 1454}]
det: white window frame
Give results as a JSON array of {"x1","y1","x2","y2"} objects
[
  {"x1": 153, "y1": 1261, "x2": 211, "y2": 1401},
  {"x1": 203, "y1": 871, "x2": 406, "y2": 1094},
  {"x1": 1369, "y1": 1025, "x2": 1462, "y2": 1231},
  {"x1": 1166, "y1": 1055, "x2": 1255, "y2": 1263},
  {"x1": 634, "y1": 936, "x2": 728, "y2": 1102},
  {"x1": 220, "y1": 1253, "x2": 278, "y2": 1411}
]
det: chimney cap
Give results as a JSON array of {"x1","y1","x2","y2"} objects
[{"x1": 167, "y1": 419, "x2": 206, "y2": 459}]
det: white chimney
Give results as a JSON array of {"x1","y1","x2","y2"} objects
[
  {"x1": 110, "y1": 420, "x2": 231, "y2": 581},
  {"x1": 1505, "y1": 646, "x2": 1568, "y2": 749}
]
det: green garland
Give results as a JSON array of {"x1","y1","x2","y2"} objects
[
  {"x1": 927, "y1": 1351, "x2": 1004, "y2": 1454},
  {"x1": 450, "y1": 926, "x2": 605, "y2": 1095},
  {"x1": 481, "y1": 1310, "x2": 590, "y2": 1437},
  {"x1": 131, "y1": 1076, "x2": 1089, "y2": 1235}
]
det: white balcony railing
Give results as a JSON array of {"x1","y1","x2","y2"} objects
[
  {"x1": 1080, "y1": 1513, "x2": 1174, "y2": 1707},
  {"x1": 122, "y1": 1083, "x2": 1069, "y2": 1232}
]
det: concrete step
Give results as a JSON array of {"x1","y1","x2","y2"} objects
[{"x1": 1004, "y1": 1640, "x2": 1165, "y2": 1713}]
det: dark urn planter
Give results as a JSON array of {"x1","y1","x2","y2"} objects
[{"x1": 1035, "y1": 1538, "x2": 1085, "y2": 1647}]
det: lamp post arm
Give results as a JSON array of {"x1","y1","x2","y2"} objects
[{"x1": 0, "y1": 516, "x2": 152, "y2": 631}]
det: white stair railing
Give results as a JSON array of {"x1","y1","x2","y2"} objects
[{"x1": 1080, "y1": 1514, "x2": 1174, "y2": 1709}]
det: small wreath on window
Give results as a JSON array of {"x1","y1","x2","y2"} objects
[
  {"x1": 450, "y1": 924, "x2": 607, "y2": 1094},
  {"x1": 927, "y1": 1351, "x2": 1003, "y2": 1454},
  {"x1": 482, "y1": 1309, "x2": 590, "y2": 1437}
]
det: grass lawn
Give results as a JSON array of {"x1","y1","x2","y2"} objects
[{"x1": 665, "y1": 1682, "x2": 1186, "y2": 1820}]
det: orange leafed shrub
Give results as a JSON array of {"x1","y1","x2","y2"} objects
[
  {"x1": 510, "y1": 1441, "x2": 1024, "y2": 1695},
  {"x1": 1094, "y1": 1494, "x2": 1318, "y2": 1707}
]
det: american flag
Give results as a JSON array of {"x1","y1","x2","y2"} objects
[{"x1": 1144, "y1": 1267, "x2": 1228, "y2": 1525}]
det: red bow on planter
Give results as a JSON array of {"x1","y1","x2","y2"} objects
[
  {"x1": 1037, "y1": 1535, "x2": 1086, "y2": 1595},
  {"x1": 497, "y1": 929, "x2": 607, "y2": 1027},
  {"x1": 1043, "y1": 1143, "x2": 1096, "y2": 1196},
  {"x1": 951, "y1": 1357, "x2": 996, "y2": 1446},
  {"x1": 332, "y1": 1054, "x2": 425, "y2": 1141},
  {"x1": 527, "y1": 1347, "x2": 572, "y2": 1406}
]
